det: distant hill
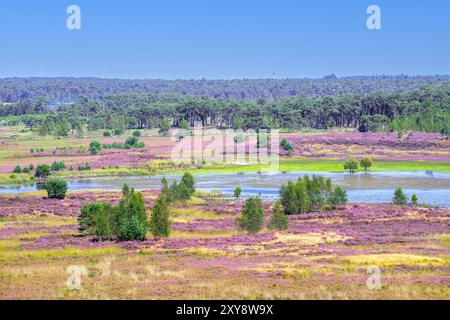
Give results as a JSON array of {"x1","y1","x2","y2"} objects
[{"x1": 1, "y1": 75, "x2": 450, "y2": 102}]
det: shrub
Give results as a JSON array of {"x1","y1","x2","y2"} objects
[
  {"x1": 411, "y1": 194, "x2": 418, "y2": 206},
  {"x1": 89, "y1": 141, "x2": 102, "y2": 155},
  {"x1": 360, "y1": 157, "x2": 373, "y2": 172},
  {"x1": 268, "y1": 201, "x2": 288, "y2": 230},
  {"x1": 179, "y1": 119, "x2": 189, "y2": 130},
  {"x1": 22, "y1": 167, "x2": 30, "y2": 173},
  {"x1": 114, "y1": 128, "x2": 123, "y2": 136},
  {"x1": 234, "y1": 186, "x2": 242, "y2": 199},
  {"x1": 149, "y1": 194, "x2": 171, "y2": 239},
  {"x1": 237, "y1": 197, "x2": 264, "y2": 234},
  {"x1": 393, "y1": 187, "x2": 407, "y2": 205},
  {"x1": 132, "y1": 130, "x2": 141, "y2": 137},
  {"x1": 35, "y1": 164, "x2": 51, "y2": 178},
  {"x1": 51, "y1": 161, "x2": 66, "y2": 172},
  {"x1": 103, "y1": 130, "x2": 111, "y2": 137},
  {"x1": 13, "y1": 165, "x2": 22, "y2": 174},
  {"x1": 344, "y1": 158, "x2": 359, "y2": 173},
  {"x1": 280, "y1": 139, "x2": 294, "y2": 155},
  {"x1": 45, "y1": 178, "x2": 68, "y2": 199}
]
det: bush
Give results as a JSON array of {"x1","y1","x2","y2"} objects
[
  {"x1": 149, "y1": 194, "x2": 171, "y2": 239},
  {"x1": 103, "y1": 130, "x2": 111, "y2": 137},
  {"x1": 393, "y1": 187, "x2": 407, "y2": 205},
  {"x1": 51, "y1": 161, "x2": 66, "y2": 172},
  {"x1": 45, "y1": 178, "x2": 68, "y2": 199},
  {"x1": 360, "y1": 157, "x2": 373, "y2": 172},
  {"x1": 132, "y1": 130, "x2": 141, "y2": 137},
  {"x1": 280, "y1": 139, "x2": 294, "y2": 155},
  {"x1": 13, "y1": 165, "x2": 22, "y2": 174},
  {"x1": 268, "y1": 201, "x2": 288, "y2": 230},
  {"x1": 237, "y1": 197, "x2": 264, "y2": 234},
  {"x1": 234, "y1": 186, "x2": 242, "y2": 199},
  {"x1": 35, "y1": 164, "x2": 51, "y2": 178},
  {"x1": 344, "y1": 158, "x2": 359, "y2": 173},
  {"x1": 89, "y1": 141, "x2": 102, "y2": 155}
]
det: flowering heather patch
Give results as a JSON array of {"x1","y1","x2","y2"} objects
[
  {"x1": 283, "y1": 132, "x2": 450, "y2": 161},
  {"x1": 0, "y1": 190, "x2": 449, "y2": 299}
]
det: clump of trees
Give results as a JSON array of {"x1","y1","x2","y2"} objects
[
  {"x1": 78, "y1": 184, "x2": 148, "y2": 241},
  {"x1": 78, "y1": 173, "x2": 196, "y2": 242},
  {"x1": 280, "y1": 175, "x2": 347, "y2": 215},
  {"x1": 162, "y1": 173, "x2": 196, "y2": 202}
]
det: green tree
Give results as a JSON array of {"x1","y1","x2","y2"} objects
[
  {"x1": 268, "y1": 200, "x2": 288, "y2": 231},
  {"x1": 179, "y1": 119, "x2": 189, "y2": 130},
  {"x1": 237, "y1": 197, "x2": 264, "y2": 234},
  {"x1": 360, "y1": 157, "x2": 373, "y2": 172},
  {"x1": 181, "y1": 172, "x2": 195, "y2": 195},
  {"x1": 149, "y1": 194, "x2": 171, "y2": 239},
  {"x1": 393, "y1": 187, "x2": 407, "y2": 205},
  {"x1": 93, "y1": 210, "x2": 112, "y2": 241},
  {"x1": 234, "y1": 186, "x2": 242, "y2": 199},
  {"x1": 328, "y1": 186, "x2": 347, "y2": 209},
  {"x1": 45, "y1": 178, "x2": 68, "y2": 199},
  {"x1": 411, "y1": 194, "x2": 418, "y2": 206},
  {"x1": 159, "y1": 119, "x2": 171, "y2": 136},
  {"x1": 344, "y1": 158, "x2": 359, "y2": 173}
]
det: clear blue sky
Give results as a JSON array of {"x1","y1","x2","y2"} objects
[{"x1": 0, "y1": 0, "x2": 449, "y2": 79}]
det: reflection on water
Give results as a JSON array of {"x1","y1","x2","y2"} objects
[{"x1": 1, "y1": 171, "x2": 450, "y2": 208}]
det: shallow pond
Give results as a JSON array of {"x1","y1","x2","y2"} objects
[{"x1": 1, "y1": 171, "x2": 450, "y2": 208}]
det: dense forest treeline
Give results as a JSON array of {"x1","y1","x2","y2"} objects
[
  {"x1": 1, "y1": 86, "x2": 449, "y2": 135},
  {"x1": 1, "y1": 75, "x2": 450, "y2": 102}
]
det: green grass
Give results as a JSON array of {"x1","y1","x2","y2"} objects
[{"x1": 164, "y1": 158, "x2": 450, "y2": 175}]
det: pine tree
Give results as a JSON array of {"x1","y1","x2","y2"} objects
[
  {"x1": 393, "y1": 187, "x2": 407, "y2": 205},
  {"x1": 149, "y1": 194, "x2": 171, "y2": 239},
  {"x1": 268, "y1": 201, "x2": 288, "y2": 230},
  {"x1": 237, "y1": 197, "x2": 264, "y2": 234}
]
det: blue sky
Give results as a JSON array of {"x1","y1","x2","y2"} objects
[{"x1": 0, "y1": 0, "x2": 449, "y2": 79}]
